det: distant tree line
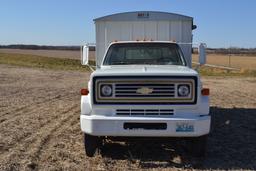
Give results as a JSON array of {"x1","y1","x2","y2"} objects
[
  {"x1": 0, "y1": 44, "x2": 95, "y2": 51},
  {"x1": 193, "y1": 47, "x2": 256, "y2": 55}
]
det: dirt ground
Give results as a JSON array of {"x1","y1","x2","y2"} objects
[{"x1": 0, "y1": 64, "x2": 256, "y2": 171}]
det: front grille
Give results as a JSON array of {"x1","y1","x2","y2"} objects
[
  {"x1": 116, "y1": 109, "x2": 174, "y2": 116},
  {"x1": 115, "y1": 83, "x2": 175, "y2": 97},
  {"x1": 93, "y1": 76, "x2": 197, "y2": 104}
]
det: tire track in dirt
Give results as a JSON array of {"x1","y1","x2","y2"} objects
[
  {"x1": 35, "y1": 112, "x2": 87, "y2": 170},
  {"x1": 231, "y1": 91, "x2": 255, "y2": 101},
  {"x1": 0, "y1": 94, "x2": 77, "y2": 152},
  {"x1": 0, "y1": 104, "x2": 79, "y2": 171},
  {"x1": 26, "y1": 108, "x2": 80, "y2": 164},
  {"x1": 0, "y1": 88, "x2": 45, "y2": 102},
  {"x1": 0, "y1": 88, "x2": 68, "y2": 117},
  {"x1": 32, "y1": 110, "x2": 80, "y2": 168},
  {"x1": 0, "y1": 87, "x2": 43, "y2": 104},
  {"x1": 0, "y1": 91, "x2": 76, "y2": 124}
]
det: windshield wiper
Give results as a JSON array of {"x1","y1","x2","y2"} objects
[{"x1": 111, "y1": 61, "x2": 130, "y2": 65}]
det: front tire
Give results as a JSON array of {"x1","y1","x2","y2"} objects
[
  {"x1": 84, "y1": 133, "x2": 102, "y2": 157},
  {"x1": 186, "y1": 135, "x2": 208, "y2": 157}
]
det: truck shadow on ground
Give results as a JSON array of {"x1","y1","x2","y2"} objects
[{"x1": 100, "y1": 107, "x2": 256, "y2": 170}]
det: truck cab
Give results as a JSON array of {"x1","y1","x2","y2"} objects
[{"x1": 80, "y1": 12, "x2": 210, "y2": 157}]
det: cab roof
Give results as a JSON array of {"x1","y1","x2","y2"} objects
[{"x1": 109, "y1": 40, "x2": 178, "y2": 45}]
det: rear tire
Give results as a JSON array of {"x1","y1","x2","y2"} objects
[
  {"x1": 187, "y1": 135, "x2": 208, "y2": 157},
  {"x1": 84, "y1": 133, "x2": 102, "y2": 157}
]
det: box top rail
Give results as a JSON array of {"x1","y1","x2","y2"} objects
[{"x1": 94, "y1": 11, "x2": 193, "y2": 22}]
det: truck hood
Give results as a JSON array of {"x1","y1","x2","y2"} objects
[{"x1": 92, "y1": 65, "x2": 198, "y2": 77}]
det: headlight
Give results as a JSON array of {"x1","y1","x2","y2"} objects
[
  {"x1": 100, "y1": 84, "x2": 112, "y2": 97},
  {"x1": 178, "y1": 84, "x2": 190, "y2": 97}
]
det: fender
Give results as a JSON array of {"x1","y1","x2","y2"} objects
[{"x1": 81, "y1": 94, "x2": 92, "y2": 115}]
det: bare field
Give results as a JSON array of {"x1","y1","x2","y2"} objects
[
  {"x1": 0, "y1": 49, "x2": 95, "y2": 61},
  {"x1": 0, "y1": 64, "x2": 256, "y2": 170},
  {"x1": 193, "y1": 54, "x2": 256, "y2": 69}
]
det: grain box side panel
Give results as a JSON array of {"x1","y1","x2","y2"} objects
[
  {"x1": 180, "y1": 21, "x2": 193, "y2": 67},
  {"x1": 95, "y1": 22, "x2": 106, "y2": 67},
  {"x1": 169, "y1": 20, "x2": 192, "y2": 67}
]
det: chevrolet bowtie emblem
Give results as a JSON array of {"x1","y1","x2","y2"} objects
[{"x1": 136, "y1": 87, "x2": 153, "y2": 95}]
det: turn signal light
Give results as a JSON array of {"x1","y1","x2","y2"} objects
[
  {"x1": 81, "y1": 88, "x2": 89, "y2": 95},
  {"x1": 201, "y1": 88, "x2": 210, "y2": 96}
]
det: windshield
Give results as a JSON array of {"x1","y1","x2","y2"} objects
[{"x1": 103, "y1": 43, "x2": 186, "y2": 66}]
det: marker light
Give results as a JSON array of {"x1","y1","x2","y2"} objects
[
  {"x1": 81, "y1": 88, "x2": 89, "y2": 95},
  {"x1": 201, "y1": 88, "x2": 210, "y2": 96}
]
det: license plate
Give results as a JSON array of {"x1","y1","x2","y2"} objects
[{"x1": 176, "y1": 122, "x2": 194, "y2": 132}]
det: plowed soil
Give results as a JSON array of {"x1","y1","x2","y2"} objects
[{"x1": 0, "y1": 64, "x2": 256, "y2": 171}]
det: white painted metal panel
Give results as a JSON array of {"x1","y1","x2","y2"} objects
[
  {"x1": 144, "y1": 22, "x2": 157, "y2": 40},
  {"x1": 157, "y1": 21, "x2": 169, "y2": 41},
  {"x1": 95, "y1": 22, "x2": 106, "y2": 67},
  {"x1": 169, "y1": 21, "x2": 182, "y2": 42},
  {"x1": 94, "y1": 12, "x2": 194, "y2": 67},
  {"x1": 132, "y1": 22, "x2": 145, "y2": 40},
  {"x1": 182, "y1": 21, "x2": 192, "y2": 43},
  {"x1": 120, "y1": 22, "x2": 133, "y2": 41},
  {"x1": 105, "y1": 21, "x2": 121, "y2": 45},
  {"x1": 181, "y1": 21, "x2": 193, "y2": 67}
]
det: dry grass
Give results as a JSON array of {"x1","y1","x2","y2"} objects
[
  {"x1": 0, "y1": 49, "x2": 95, "y2": 61},
  {"x1": 193, "y1": 54, "x2": 256, "y2": 69},
  {"x1": 196, "y1": 65, "x2": 256, "y2": 77},
  {"x1": 0, "y1": 53, "x2": 95, "y2": 72}
]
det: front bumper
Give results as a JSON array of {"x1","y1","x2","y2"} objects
[{"x1": 80, "y1": 114, "x2": 211, "y2": 137}]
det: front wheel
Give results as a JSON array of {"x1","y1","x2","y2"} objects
[
  {"x1": 84, "y1": 133, "x2": 102, "y2": 157},
  {"x1": 186, "y1": 135, "x2": 208, "y2": 157}
]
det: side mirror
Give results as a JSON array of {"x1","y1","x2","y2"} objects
[
  {"x1": 198, "y1": 43, "x2": 207, "y2": 65},
  {"x1": 81, "y1": 45, "x2": 89, "y2": 65}
]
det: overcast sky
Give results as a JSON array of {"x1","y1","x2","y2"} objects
[{"x1": 1, "y1": 0, "x2": 256, "y2": 48}]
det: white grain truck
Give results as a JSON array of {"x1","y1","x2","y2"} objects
[{"x1": 80, "y1": 11, "x2": 210, "y2": 157}]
